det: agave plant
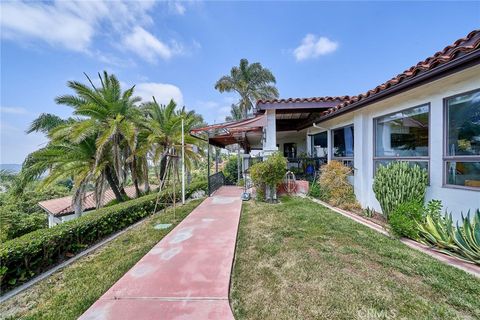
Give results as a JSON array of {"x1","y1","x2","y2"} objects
[
  {"x1": 416, "y1": 211, "x2": 457, "y2": 252},
  {"x1": 451, "y1": 210, "x2": 480, "y2": 265}
]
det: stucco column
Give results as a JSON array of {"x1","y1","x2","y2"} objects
[
  {"x1": 327, "y1": 129, "x2": 332, "y2": 162},
  {"x1": 262, "y1": 109, "x2": 277, "y2": 158},
  {"x1": 353, "y1": 112, "x2": 369, "y2": 207}
]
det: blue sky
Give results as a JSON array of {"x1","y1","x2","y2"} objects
[{"x1": 1, "y1": 1, "x2": 479, "y2": 164}]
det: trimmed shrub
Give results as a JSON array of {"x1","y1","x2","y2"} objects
[
  {"x1": 223, "y1": 155, "x2": 239, "y2": 185},
  {"x1": 0, "y1": 185, "x2": 204, "y2": 291},
  {"x1": 317, "y1": 161, "x2": 360, "y2": 211},
  {"x1": 373, "y1": 161, "x2": 428, "y2": 218},
  {"x1": 250, "y1": 153, "x2": 286, "y2": 202},
  {"x1": 388, "y1": 201, "x2": 423, "y2": 239}
]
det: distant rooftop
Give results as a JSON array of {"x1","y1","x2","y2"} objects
[{"x1": 39, "y1": 185, "x2": 155, "y2": 217}]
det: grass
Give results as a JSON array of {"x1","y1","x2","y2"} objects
[
  {"x1": 0, "y1": 199, "x2": 202, "y2": 320},
  {"x1": 231, "y1": 196, "x2": 480, "y2": 320}
]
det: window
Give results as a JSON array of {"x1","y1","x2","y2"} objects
[
  {"x1": 283, "y1": 143, "x2": 297, "y2": 159},
  {"x1": 374, "y1": 104, "x2": 429, "y2": 174},
  {"x1": 444, "y1": 90, "x2": 480, "y2": 190},
  {"x1": 310, "y1": 131, "x2": 328, "y2": 157},
  {"x1": 332, "y1": 125, "x2": 354, "y2": 168}
]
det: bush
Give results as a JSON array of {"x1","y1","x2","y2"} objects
[
  {"x1": 223, "y1": 155, "x2": 239, "y2": 185},
  {"x1": 388, "y1": 201, "x2": 423, "y2": 239},
  {"x1": 0, "y1": 184, "x2": 204, "y2": 291},
  {"x1": 373, "y1": 161, "x2": 428, "y2": 218},
  {"x1": 308, "y1": 182, "x2": 321, "y2": 198},
  {"x1": 250, "y1": 153, "x2": 286, "y2": 202},
  {"x1": 316, "y1": 161, "x2": 360, "y2": 211}
]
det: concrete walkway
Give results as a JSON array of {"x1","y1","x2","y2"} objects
[{"x1": 80, "y1": 186, "x2": 243, "y2": 320}]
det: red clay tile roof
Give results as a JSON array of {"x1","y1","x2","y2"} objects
[
  {"x1": 320, "y1": 29, "x2": 480, "y2": 118},
  {"x1": 39, "y1": 185, "x2": 156, "y2": 217},
  {"x1": 256, "y1": 30, "x2": 480, "y2": 121},
  {"x1": 257, "y1": 96, "x2": 350, "y2": 106}
]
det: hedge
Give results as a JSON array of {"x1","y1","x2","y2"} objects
[{"x1": 0, "y1": 180, "x2": 207, "y2": 292}]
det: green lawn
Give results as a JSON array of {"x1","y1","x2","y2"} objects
[
  {"x1": 231, "y1": 197, "x2": 480, "y2": 320},
  {"x1": 0, "y1": 199, "x2": 202, "y2": 320}
]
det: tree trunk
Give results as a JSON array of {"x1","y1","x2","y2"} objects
[
  {"x1": 144, "y1": 158, "x2": 151, "y2": 193},
  {"x1": 131, "y1": 157, "x2": 141, "y2": 198},
  {"x1": 105, "y1": 166, "x2": 124, "y2": 202},
  {"x1": 159, "y1": 153, "x2": 168, "y2": 185}
]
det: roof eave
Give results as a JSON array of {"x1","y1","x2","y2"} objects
[{"x1": 300, "y1": 50, "x2": 480, "y2": 128}]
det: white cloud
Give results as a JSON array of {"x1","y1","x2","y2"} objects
[
  {"x1": 123, "y1": 27, "x2": 179, "y2": 62},
  {"x1": 168, "y1": 1, "x2": 186, "y2": 15},
  {"x1": 293, "y1": 34, "x2": 338, "y2": 61},
  {"x1": 0, "y1": 106, "x2": 31, "y2": 115},
  {"x1": 0, "y1": 1, "x2": 188, "y2": 62},
  {"x1": 136, "y1": 83, "x2": 184, "y2": 106},
  {"x1": 195, "y1": 96, "x2": 237, "y2": 123},
  {"x1": 0, "y1": 1, "x2": 93, "y2": 52}
]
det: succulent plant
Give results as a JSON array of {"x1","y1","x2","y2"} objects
[
  {"x1": 451, "y1": 209, "x2": 480, "y2": 265},
  {"x1": 373, "y1": 161, "x2": 428, "y2": 218}
]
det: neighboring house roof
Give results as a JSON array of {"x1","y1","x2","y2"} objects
[
  {"x1": 39, "y1": 185, "x2": 156, "y2": 217},
  {"x1": 255, "y1": 29, "x2": 480, "y2": 126}
]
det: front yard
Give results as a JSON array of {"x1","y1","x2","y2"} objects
[{"x1": 231, "y1": 197, "x2": 480, "y2": 320}]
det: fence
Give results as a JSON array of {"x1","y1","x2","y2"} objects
[{"x1": 208, "y1": 171, "x2": 225, "y2": 196}]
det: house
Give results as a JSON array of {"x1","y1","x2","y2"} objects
[
  {"x1": 192, "y1": 29, "x2": 480, "y2": 221},
  {"x1": 39, "y1": 185, "x2": 153, "y2": 227}
]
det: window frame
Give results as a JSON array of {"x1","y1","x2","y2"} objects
[
  {"x1": 309, "y1": 131, "x2": 328, "y2": 158},
  {"x1": 331, "y1": 124, "x2": 355, "y2": 168},
  {"x1": 372, "y1": 103, "x2": 431, "y2": 179},
  {"x1": 442, "y1": 88, "x2": 480, "y2": 191}
]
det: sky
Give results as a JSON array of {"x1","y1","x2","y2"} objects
[{"x1": 1, "y1": 1, "x2": 479, "y2": 164}]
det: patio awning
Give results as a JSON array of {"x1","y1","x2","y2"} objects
[{"x1": 190, "y1": 115, "x2": 266, "y2": 151}]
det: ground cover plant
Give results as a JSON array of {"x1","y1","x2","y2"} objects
[
  {"x1": 231, "y1": 197, "x2": 480, "y2": 320},
  {"x1": 0, "y1": 199, "x2": 202, "y2": 320}
]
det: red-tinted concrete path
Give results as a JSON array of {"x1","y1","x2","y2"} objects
[{"x1": 79, "y1": 186, "x2": 243, "y2": 320}]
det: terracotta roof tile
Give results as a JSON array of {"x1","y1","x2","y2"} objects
[
  {"x1": 256, "y1": 30, "x2": 480, "y2": 119},
  {"x1": 39, "y1": 185, "x2": 157, "y2": 217},
  {"x1": 320, "y1": 29, "x2": 480, "y2": 118},
  {"x1": 257, "y1": 95, "x2": 350, "y2": 106}
]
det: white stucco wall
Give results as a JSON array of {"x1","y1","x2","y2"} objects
[{"x1": 318, "y1": 65, "x2": 480, "y2": 221}]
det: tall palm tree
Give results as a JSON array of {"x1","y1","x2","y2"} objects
[
  {"x1": 55, "y1": 71, "x2": 142, "y2": 201},
  {"x1": 215, "y1": 59, "x2": 279, "y2": 119},
  {"x1": 141, "y1": 99, "x2": 204, "y2": 187}
]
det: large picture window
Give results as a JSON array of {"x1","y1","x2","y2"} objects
[
  {"x1": 374, "y1": 104, "x2": 429, "y2": 174},
  {"x1": 310, "y1": 131, "x2": 328, "y2": 157},
  {"x1": 332, "y1": 125, "x2": 354, "y2": 168},
  {"x1": 444, "y1": 89, "x2": 480, "y2": 189}
]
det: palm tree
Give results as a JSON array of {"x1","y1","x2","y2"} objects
[
  {"x1": 225, "y1": 103, "x2": 243, "y2": 122},
  {"x1": 215, "y1": 59, "x2": 279, "y2": 119},
  {"x1": 141, "y1": 99, "x2": 204, "y2": 187},
  {"x1": 55, "y1": 71, "x2": 142, "y2": 202},
  {"x1": 19, "y1": 112, "x2": 103, "y2": 216}
]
